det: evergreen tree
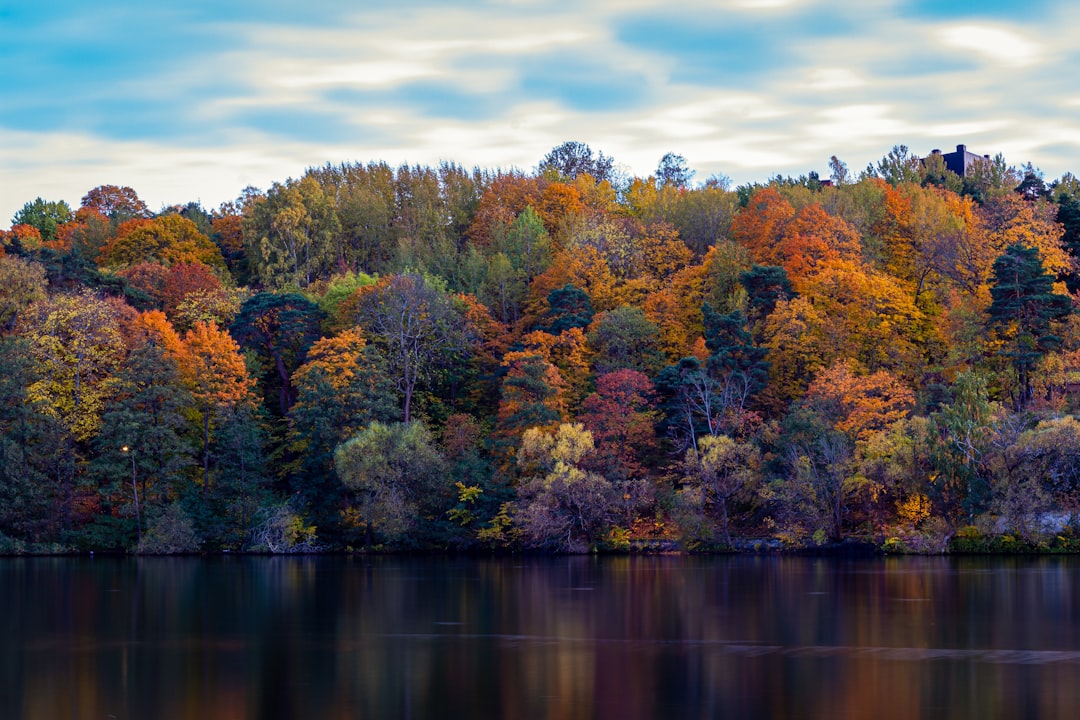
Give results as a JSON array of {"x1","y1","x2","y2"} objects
[
  {"x1": 543, "y1": 283, "x2": 593, "y2": 334},
  {"x1": 987, "y1": 243, "x2": 1072, "y2": 407},
  {"x1": 91, "y1": 341, "x2": 194, "y2": 549}
]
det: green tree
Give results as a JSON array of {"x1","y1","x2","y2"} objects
[
  {"x1": 543, "y1": 283, "x2": 594, "y2": 334},
  {"x1": 230, "y1": 293, "x2": 325, "y2": 415},
  {"x1": 12, "y1": 198, "x2": 73, "y2": 242},
  {"x1": 355, "y1": 273, "x2": 473, "y2": 423},
  {"x1": 587, "y1": 305, "x2": 665, "y2": 376},
  {"x1": 242, "y1": 176, "x2": 341, "y2": 289},
  {"x1": 926, "y1": 372, "x2": 1000, "y2": 524},
  {"x1": 0, "y1": 338, "x2": 69, "y2": 545},
  {"x1": 334, "y1": 421, "x2": 450, "y2": 547},
  {"x1": 91, "y1": 341, "x2": 194, "y2": 549},
  {"x1": 987, "y1": 243, "x2": 1072, "y2": 407},
  {"x1": 287, "y1": 329, "x2": 400, "y2": 536},
  {"x1": 682, "y1": 434, "x2": 760, "y2": 545}
]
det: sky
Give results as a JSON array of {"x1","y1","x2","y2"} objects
[{"x1": 3, "y1": 0, "x2": 1080, "y2": 224}]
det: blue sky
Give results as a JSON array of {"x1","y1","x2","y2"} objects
[{"x1": 3, "y1": 0, "x2": 1079, "y2": 223}]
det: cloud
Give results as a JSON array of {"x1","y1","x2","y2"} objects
[
  {"x1": 3, "y1": 0, "x2": 1080, "y2": 224},
  {"x1": 935, "y1": 24, "x2": 1043, "y2": 68}
]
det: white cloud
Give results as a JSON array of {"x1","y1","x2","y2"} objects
[{"x1": 935, "y1": 24, "x2": 1043, "y2": 68}]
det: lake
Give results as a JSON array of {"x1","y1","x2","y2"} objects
[{"x1": 3, "y1": 555, "x2": 1079, "y2": 719}]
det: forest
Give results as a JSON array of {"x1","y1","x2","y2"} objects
[{"x1": 3, "y1": 142, "x2": 1080, "y2": 554}]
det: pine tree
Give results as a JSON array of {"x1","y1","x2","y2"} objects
[{"x1": 987, "y1": 243, "x2": 1072, "y2": 407}]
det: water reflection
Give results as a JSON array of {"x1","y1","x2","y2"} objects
[{"x1": 2, "y1": 555, "x2": 1080, "y2": 719}]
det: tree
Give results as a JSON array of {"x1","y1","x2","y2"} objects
[
  {"x1": 287, "y1": 328, "x2": 399, "y2": 533},
  {"x1": 781, "y1": 432, "x2": 857, "y2": 541},
  {"x1": 579, "y1": 370, "x2": 658, "y2": 524},
  {"x1": 801, "y1": 360, "x2": 915, "y2": 447},
  {"x1": 242, "y1": 176, "x2": 341, "y2": 289},
  {"x1": 0, "y1": 337, "x2": 69, "y2": 544},
  {"x1": 0, "y1": 255, "x2": 47, "y2": 334},
  {"x1": 18, "y1": 290, "x2": 127, "y2": 441},
  {"x1": 988, "y1": 243, "x2": 1072, "y2": 407},
  {"x1": 91, "y1": 340, "x2": 194, "y2": 549},
  {"x1": 98, "y1": 215, "x2": 226, "y2": 270},
  {"x1": 514, "y1": 423, "x2": 618, "y2": 552},
  {"x1": 334, "y1": 421, "x2": 450, "y2": 546},
  {"x1": 230, "y1": 292, "x2": 324, "y2": 415},
  {"x1": 355, "y1": 273, "x2": 473, "y2": 423},
  {"x1": 176, "y1": 321, "x2": 257, "y2": 494},
  {"x1": 682, "y1": 435, "x2": 760, "y2": 545},
  {"x1": 740, "y1": 264, "x2": 794, "y2": 336},
  {"x1": 80, "y1": 185, "x2": 151, "y2": 222},
  {"x1": 12, "y1": 198, "x2": 73, "y2": 242},
  {"x1": 542, "y1": 283, "x2": 594, "y2": 334},
  {"x1": 491, "y1": 352, "x2": 567, "y2": 473},
  {"x1": 656, "y1": 153, "x2": 695, "y2": 189},
  {"x1": 587, "y1": 306, "x2": 665, "y2": 376},
  {"x1": 828, "y1": 156, "x2": 850, "y2": 186},
  {"x1": 538, "y1": 141, "x2": 615, "y2": 183},
  {"x1": 873, "y1": 145, "x2": 922, "y2": 186},
  {"x1": 702, "y1": 304, "x2": 769, "y2": 402},
  {"x1": 926, "y1": 372, "x2": 1001, "y2": 524}
]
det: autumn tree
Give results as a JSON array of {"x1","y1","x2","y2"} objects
[
  {"x1": 99, "y1": 215, "x2": 226, "y2": 270},
  {"x1": 287, "y1": 328, "x2": 399, "y2": 532},
  {"x1": 176, "y1": 321, "x2": 257, "y2": 494},
  {"x1": 0, "y1": 255, "x2": 47, "y2": 334},
  {"x1": 80, "y1": 185, "x2": 151, "y2": 222},
  {"x1": 491, "y1": 351, "x2": 567, "y2": 474},
  {"x1": 514, "y1": 423, "x2": 619, "y2": 552},
  {"x1": 579, "y1": 369, "x2": 658, "y2": 524},
  {"x1": 18, "y1": 290, "x2": 127, "y2": 441},
  {"x1": 682, "y1": 435, "x2": 760, "y2": 545}
]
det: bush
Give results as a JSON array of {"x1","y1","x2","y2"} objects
[{"x1": 138, "y1": 504, "x2": 201, "y2": 554}]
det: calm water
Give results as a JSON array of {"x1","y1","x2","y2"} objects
[{"x1": 3, "y1": 555, "x2": 1080, "y2": 719}]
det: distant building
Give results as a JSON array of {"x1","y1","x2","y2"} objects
[{"x1": 926, "y1": 144, "x2": 992, "y2": 177}]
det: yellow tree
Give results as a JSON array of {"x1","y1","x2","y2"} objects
[
  {"x1": 19, "y1": 290, "x2": 127, "y2": 441},
  {"x1": 99, "y1": 215, "x2": 226, "y2": 270}
]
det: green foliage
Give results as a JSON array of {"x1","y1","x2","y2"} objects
[
  {"x1": 987, "y1": 243, "x2": 1072, "y2": 407},
  {"x1": 139, "y1": 503, "x2": 201, "y2": 554},
  {"x1": 12, "y1": 197, "x2": 73, "y2": 241},
  {"x1": 334, "y1": 421, "x2": 451, "y2": 546}
]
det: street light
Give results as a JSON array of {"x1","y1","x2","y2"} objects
[{"x1": 122, "y1": 445, "x2": 142, "y2": 547}]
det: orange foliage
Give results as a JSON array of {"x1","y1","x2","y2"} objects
[
  {"x1": 129, "y1": 310, "x2": 185, "y2": 357},
  {"x1": 730, "y1": 187, "x2": 795, "y2": 263},
  {"x1": 535, "y1": 182, "x2": 585, "y2": 237},
  {"x1": 176, "y1": 321, "x2": 256, "y2": 410},
  {"x1": 467, "y1": 173, "x2": 543, "y2": 247},
  {"x1": 803, "y1": 359, "x2": 915, "y2": 445},
  {"x1": 3, "y1": 224, "x2": 43, "y2": 251},
  {"x1": 528, "y1": 245, "x2": 618, "y2": 317},
  {"x1": 99, "y1": 215, "x2": 225, "y2": 270}
]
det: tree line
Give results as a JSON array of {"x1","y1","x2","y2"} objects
[{"x1": 3, "y1": 141, "x2": 1080, "y2": 553}]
